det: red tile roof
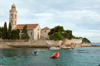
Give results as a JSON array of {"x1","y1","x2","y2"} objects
[
  {"x1": 42, "y1": 27, "x2": 50, "y2": 30},
  {"x1": 15, "y1": 24, "x2": 39, "y2": 29}
]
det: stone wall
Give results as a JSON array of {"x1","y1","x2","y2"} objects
[
  {"x1": 46, "y1": 40, "x2": 62, "y2": 46},
  {"x1": 0, "y1": 39, "x2": 82, "y2": 47},
  {"x1": 63, "y1": 38, "x2": 82, "y2": 45},
  {"x1": 0, "y1": 39, "x2": 25, "y2": 42},
  {"x1": 41, "y1": 30, "x2": 50, "y2": 40}
]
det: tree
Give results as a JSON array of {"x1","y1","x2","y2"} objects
[
  {"x1": 50, "y1": 32, "x2": 62, "y2": 41},
  {"x1": 0, "y1": 27, "x2": 3, "y2": 38},
  {"x1": 2, "y1": 22, "x2": 7, "y2": 40},
  {"x1": 0, "y1": 28, "x2": 2, "y2": 38},
  {"x1": 82, "y1": 38, "x2": 91, "y2": 43},
  {"x1": 11, "y1": 29, "x2": 20, "y2": 40},
  {"x1": 7, "y1": 23, "x2": 12, "y2": 39},
  {"x1": 21, "y1": 25, "x2": 29, "y2": 40},
  {"x1": 65, "y1": 30, "x2": 73, "y2": 39},
  {"x1": 62, "y1": 31, "x2": 70, "y2": 39},
  {"x1": 16, "y1": 29, "x2": 20, "y2": 39},
  {"x1": 48, "y1": 25, "x2": 74, "y2": 40},
  {"x1": 48, "y1": 25, "x2": 64, "y2": 36}
]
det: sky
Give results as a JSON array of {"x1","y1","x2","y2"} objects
[{"x1": 0, "y1": 0, "x2": 100, "y2": 43}]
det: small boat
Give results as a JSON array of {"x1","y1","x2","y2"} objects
[
  {"x1": 78, "y1": 50, "x2": 88, "y2": 53},
  {"x1": 32, "y1": 51, "x2": 38, "y2": 54},
  {"x1": 62, "y1": 46, "x2": 74, "y2": 49},
  {"x1": 50, "y1": 52, "x2": 60, "y2": 58},
  {"x1": 49, "y1": 47, "x2": 60, "y2": 50}
]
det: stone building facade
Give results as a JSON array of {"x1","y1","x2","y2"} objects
[
  {"x1": 9, "y1": 4, "x2": 17, "y2": 30},
  {"x1": 15, "y1": 24, "x2": 41, "y2": 40},
  {"x1": 9, "y1": 4, "x2": 50, "y2": 40},
  {"x1": 41, "y1": 27, "x2": 50, "y2": 40}
]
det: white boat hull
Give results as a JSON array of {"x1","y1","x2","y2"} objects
[{"x1": 49, "y1": 47, "x2": 60, "y2": 50}]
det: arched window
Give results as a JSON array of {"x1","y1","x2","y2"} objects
[
  {"x1": 15, "y1": 15, "x2": 16, "y2": 19},
  {"x1": 45, "y1": 30, "x2": 46, "y2": 33},
  {"x1": 31, "y1": 32, "x2": 32, "y2": 35},
  {"x1": 15, "y1": 21, "x2": 16, "y2": 25},
  {"x1": 10, "y1": 14, "x2": 13, "y2": 18},
  {"x1": 11, "y1": 20, "x2": 13, "y2": 24}
]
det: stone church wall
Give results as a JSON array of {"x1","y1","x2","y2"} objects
[
  {"x1": 27, "y1": 29, "x2": 34, "y2": 40},
  {"x1": 33, "y1": 25, "x2": 41, "y2": 40},
  {"x1": 41, "y1": 30, "x2": 50, "y2": 40}
]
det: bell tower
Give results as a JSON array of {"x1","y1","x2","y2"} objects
[{"x1": 9, "y1": 4, "x2": 17, "y2": 30}]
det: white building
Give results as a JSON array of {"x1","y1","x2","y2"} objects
[
  {"x1": 9, "y1": 4, "x2": 50, "y2": 40},
  {"x1": 9, "y1": 4, "x2": 17, "y2": 30},
  {"x1": 15, "y1": 24, "x2": 41, "y2": 40},
  {"x1": 41, "y1": 27, "x2": 50, "y2": 40}
]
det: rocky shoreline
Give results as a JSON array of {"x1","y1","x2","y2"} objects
[{"x1": 82, "y1": 45, "x2": 100, "y2": 47}]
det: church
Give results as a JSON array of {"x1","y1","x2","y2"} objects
[{"x1": 9, "y1": 4, "x2": 50, "y2": 40}]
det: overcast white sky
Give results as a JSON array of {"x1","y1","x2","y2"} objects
[{"x1": 0, "y1": 0, "x2": 100, "y2": 43}]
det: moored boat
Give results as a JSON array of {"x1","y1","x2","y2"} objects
[
  {"x1": 77, "y1": 50, "x2": 88, "y2": 53},
  {"x1": 62, "y1": 46, "x2": 74, "y2": 49},
  {"x1": 49, "y1": 47, "x2": 60, "y2": 50},
  {"x1": 50, "y1": 52, "x2": 60, "y2": 58}
]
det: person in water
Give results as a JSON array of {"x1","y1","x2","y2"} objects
[{"x1": 53, "y1": 55, "x2": 57, "y2": 58}]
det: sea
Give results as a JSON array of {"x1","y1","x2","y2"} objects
[{"x1": 0, "y1": 43, "x2": 100, "y2": 66}]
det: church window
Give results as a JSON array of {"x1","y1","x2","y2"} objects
[
  {"x1": 10, "y1": 14, "x2": 13, "y2": 18},
  {"x1": 13, "y1": 8, "x2": 15, "y2": 11},
  {"x1": 11, "y1": 20, "x2": 13, "y2": 23},
  {"x1": 45, "y1": 30, "x2": 46, "y2": 33},
  {"x1": 31, "y1": 32, "x2": 32, "y2": 35},
  {"x1": 10, "y1": 22, "x2": 12, "y2": 25},
  {"x1": 15, "y1": 15, "x2": 17, "y2": 19},
  {"x1": 15, "y1": 21, "x2": 16, "y2": 25}
]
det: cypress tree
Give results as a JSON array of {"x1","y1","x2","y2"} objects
[
  {"x1": 7, "y1": 23, "x2": 12, "y2": 39},
  {"x1": 11, "y1": 29, "x2": 20, "y2": 40},
  {"x1": 21, "y1": 25, "x2": 29, "y2": 40},
  {"x1": 0, "y1": 27, "x2": 2, "y2": 38},
  {"x1": 16, "y1": 29, "x2": 20, "y2": 39},
  {"x1": 2, "y1": 22, "x2": 7, "y2": 40}
]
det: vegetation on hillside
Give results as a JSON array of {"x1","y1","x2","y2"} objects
[
  {"x1": 48, "y1": 25, "x2": 73, "y2": 40},
  {"x1": 48, "y1": 25, "x2": 91, "y2": 43},
  {"x1": 49, "y1": 32, "x2": 62, "y2": 41}
]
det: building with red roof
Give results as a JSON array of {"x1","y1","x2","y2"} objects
[{"x1": 9, "y1": 4, "x2": 50, "y2": 40}]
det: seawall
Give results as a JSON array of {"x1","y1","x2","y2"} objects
[{"x1": 0, "y1": 39, "x2": 82, "y2": 48}]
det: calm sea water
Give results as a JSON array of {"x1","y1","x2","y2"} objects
[
  {"x1": 0, "y1": 44, "x2": 100, "y2": 66},
  {"x1": 93, "y1": 43, "x2": 100, "y2": 46}
]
